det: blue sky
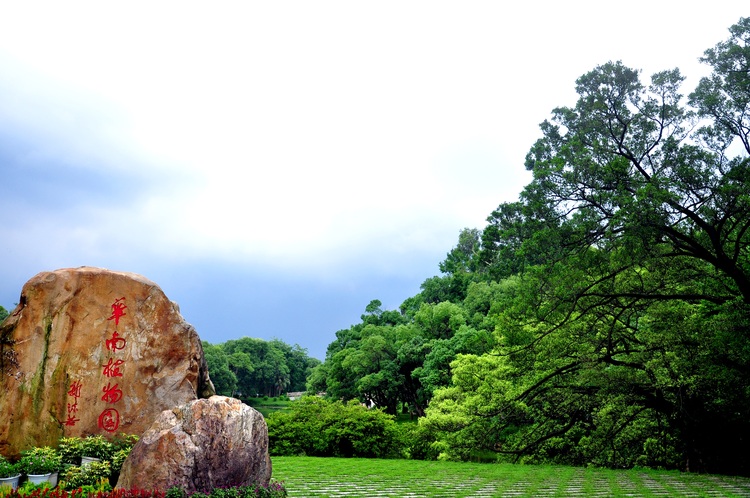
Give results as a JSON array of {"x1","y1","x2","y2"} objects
[{"x1": 1, "y1": 2, "x2": 746, "y2": 360}]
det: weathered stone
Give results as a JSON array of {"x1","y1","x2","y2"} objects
[
  {"x1": 0, "y1": 267, "x2": 215, "y2": 458},
  {"x1": 116, "y1": 395, "x2": 271, "y2": 492}
]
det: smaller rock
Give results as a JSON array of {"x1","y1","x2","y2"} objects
[{"x1": 116, "y1": 396, "x2": 271, "y2": 492}]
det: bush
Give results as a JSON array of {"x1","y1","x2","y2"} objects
[
  {"x1": 267, "y1": 396, "x2": 404, "y2": 458},
  {"x1": 111, "y1": 434, "x2": 139, "y2": 454},
  {"x1": 109, "y1": 449, "x2": 130, "y2": 475},
  {"x1": 57, "y1": 438, "x2": 83, "y2": 466},
  {"x1": 80, "y1": 436, "x2": 114, "y2": 461},
  {"x1": 60, "y1": 461, "x2": 111, "y2": 490},
  {"x1": 165, "y1": 484, "x2": 286, "y2": 498},
  {"x1": 401, "y1": 423, "x2": 440, "y2": 461}
]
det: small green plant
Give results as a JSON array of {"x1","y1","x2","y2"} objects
[
  {"x1": 0, "y1": 456, "x2": 19, "y2": 479},
  {"x1": 111, "y1": 434, "x2": 139, "y2": 453},
  {"x1": 17, "y1": 481, "x2": 51, "y2": 494},
  {"x1": 60, "y1": 461, "x2": 111, "y2": 490},
  {"x1": 80, "y1": 436, "x2": 114, "y2": 461},
  {"x1": 109, "y1": 449, "x2": 130, "y2": 475},
  {"x1": 164, "y1": 485, "x2": 287, "y2": 498},
  {"x1": 18, "y1": 448, "x2": 61, "y2": 475},
  {"x1": 164, "y1": 487, "x2": 186, "y2": 498},
  {"x1": 57, "y1": 437, "x2": 84, "y2": 465},
  {"x1": 79, "y1": 478, "x2": 112, "y2": 495}
]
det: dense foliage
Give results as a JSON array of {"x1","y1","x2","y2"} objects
[
  {"x1": 310, "y1": 18, "x2": 750, "y2": 475},
  {"x1": 266, "y1": 397, "x2": 404, "y2": 458},
  {"x1": 164, "y1": 483, "x2": 287, "y2": 498},
  {"x1": 203, "y1": 338, "x2": 320, "y2": 398}
]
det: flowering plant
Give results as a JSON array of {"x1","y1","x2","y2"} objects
[
  {"x1": 0, "y1": 456, "x2": 19, "y2": 478},
  {"x1": 18, "y1": 448, "x2": 61, "y2": 475}
]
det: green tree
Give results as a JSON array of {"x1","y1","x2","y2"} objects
[
  {"x1": 317, "y1": 302, "x2": 427, "y2": 414},
  {"x1": 317, "y1": 287, "x2": 503, "y2": 418},
  {"x1": 424, "y1": 18, "x2": 750, "y2": 475},
  {"x1": 0, "y1": 306, "x2": 8, "y2": 324},
  {"x1": 207, "y1": 337, "x2": 317, "y2": 398},
  {"x1": 277, "y1": 341, "x2": 321, "y2": 392},
  {"x1": 202, "y1": 341, "x2": 237, "y2": 396},
  {"x1": 440, "y1": 228, "x2": 482, "y2": 275},
  {"x1": 228, "y1": 351, "x2": 255, "y2": 396}
]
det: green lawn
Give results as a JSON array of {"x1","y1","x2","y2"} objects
[
  {"x1": 242, "y1": 397, "x2": 293, "y2": 417},
  {"x1": 271, "y1": 456, "x2": 750, "y2": 497}
]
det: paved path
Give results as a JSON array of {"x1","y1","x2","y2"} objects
[{"x1": 282, "y1": 470, "x2": 750, "y2": 497}]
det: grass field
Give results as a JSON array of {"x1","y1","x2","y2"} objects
[
  {"x1": 242, "y1": 397, "x2": 293, "y2": 417},
  {"x1": 271, "y1": 456, "x2": 750, "y2": 497}
]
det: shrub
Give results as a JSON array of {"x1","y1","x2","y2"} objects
[
  {"x1": 111, "y1": 434, "x2": 139, "y2": 454},
  {"x1": 165, "y1": 484, "x2": 286, "y2": 498},
  {"x1": 267, "y1": 396, "x2": 404, "y2": 458},
  {"x1": 60, "y1": 461, "x2": 111, "y2": 490},
  {"x1": 57, "y1": 438, "x2": 84, "y2": 466},
  {"x1": 401, "y1": 423, "x2": 440, "y2": 461},
  {"x1": 109, "y1": 450, "x2": 130, "y2": 475},
  {"x1": 80, "y1": 436, "x2": 114, "y2": 461}
]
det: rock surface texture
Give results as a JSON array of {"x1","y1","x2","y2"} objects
[
  {"x1": 116, "y1": 395, "x2": 271, "y2": 492},
  {"x1": 0, "y1": 267, "x2": 215, "y2": 458}
]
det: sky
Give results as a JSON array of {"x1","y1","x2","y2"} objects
[{"x1": 1, "y1": 2, "x2": 747, "y2": 360}]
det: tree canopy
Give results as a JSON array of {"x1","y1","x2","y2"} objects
[
  {"x1": 309, "y1": 17, "x2": 750, "y2": 476},
  {"x1": 420, "y1": 17, "x2": 750, "y2": 475},
  {"x1": 203, "y1": 337, "x2": 320, "y2": 398}
]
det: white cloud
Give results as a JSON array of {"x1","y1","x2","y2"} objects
[{"x1": 1, "y1": 1, "x2": 747, "y2": 280}]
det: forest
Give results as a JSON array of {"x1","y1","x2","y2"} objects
[
  {"x1": 304, "y1": 18, "x2": 750, "y2": 475},
  {"x1": 203, "y1": 337, "x2": 320, "y2": 398}
]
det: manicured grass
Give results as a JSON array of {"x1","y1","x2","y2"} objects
[
  {"x1": 242, "y1": 397, "x2": 293, "y2": 417},
  {"x1": 272, "y1": 456, "x2": 750, "y2": 497}
]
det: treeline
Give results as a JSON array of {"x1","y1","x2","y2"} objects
[
  {"x1": 308, "y1": 18, "x2": 750, "y2": 476},
  {"x1": 203, "y1": 337, "x2": 320, "y2": 398}
]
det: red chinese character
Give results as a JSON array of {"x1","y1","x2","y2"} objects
[
  {"x1": 108, "y1": 297, "x2": 127, "y2": 327},
  {"x1": 101, "y1": 382, "x2": 123, "y2": 404},
  {"x1": 98, "y1": 408, "x2": 120, "y2": 432},
  {"x1": 68, "y1": 380, "x2": 82, "y2": 398},
  {"x1": 105, "y1": 330, "x2": 127, "y2": 352},
  {"x1": 102, "y1": 358, "x2": 125, "y2": 378},
  {"x1": 67, "y1": 401, "x2": 79, "y2": 414},
  {"x1": 65, "y1": 414, "x2": 80, "y2": 426}
]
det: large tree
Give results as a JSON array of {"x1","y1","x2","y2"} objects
[{"x1": 424, "y1": 18, "x2": 750, "y2": 474}]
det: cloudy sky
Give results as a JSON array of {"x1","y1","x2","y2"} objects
[{"x1": 1, "y1": 2, "x2": 746, "y2": 360}]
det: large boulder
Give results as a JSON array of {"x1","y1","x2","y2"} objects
[
  {"x1": 116, "y1": 395, "x2": 271, "y2": 492},
  {"x1": 0, "y1": 267, "x2": 215, "y2": 458}
]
